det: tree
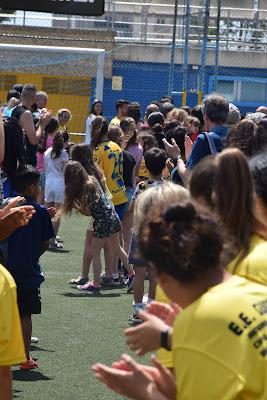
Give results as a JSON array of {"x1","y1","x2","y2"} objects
[{"x1": 0, "y1": 9, "x2": 16, "y2": 23}]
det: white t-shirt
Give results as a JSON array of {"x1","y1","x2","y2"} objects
[
  {"x1": 85, "y1": 114, "x2": 96, "y2": 144},
  {"x1": 44, "y1": 147, "x2": 69, "y2": 186}
]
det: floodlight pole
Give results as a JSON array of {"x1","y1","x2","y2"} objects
[
  {"x1": 213, "y1": 0, "x2": 221, "y2": 92},
  {"x1": 168, "y1": 0, "x2": 178, "y2": 96}
]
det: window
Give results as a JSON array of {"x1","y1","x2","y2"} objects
[
  {"x1": 215, "y1": 80, "x2": 235, "y2": 102},
  {"x1": 240, "y1": 81, "x2": 266, "y2": 103},
  {"x1": 209, "y1": 75, "x2": 267, "y2": 106}
]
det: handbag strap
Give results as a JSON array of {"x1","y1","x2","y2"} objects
[{"x1": 205, "y1": 132, "x2": 218, "y2": 155}]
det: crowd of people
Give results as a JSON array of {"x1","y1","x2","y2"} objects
[{"x1": 1, "y1": 81, "x2": 267, "y2": 399}]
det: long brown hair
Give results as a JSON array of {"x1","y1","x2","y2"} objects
[
  {"x1": 71, "y1": 144, "x2": 106, "y2": 192},
  {"x1": 120, "y1": 117, "x2": 137, "y2": 150},
  {"x1": 90, "y1": 116, "x2": 109, "y2": 150},
  {"x1": 62, "y1": 161, "x2": 100, "y2": 216},
  {"x1": 214, "y1": 148, "x2": 267, "y2": 261},
  {"x1": 51, "y1": 132, "x2": 64, "y2": 159}
]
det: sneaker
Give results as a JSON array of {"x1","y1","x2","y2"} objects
[
  {"x1": 100, "y1": 276, "x2": 119, "y2": 287},
  {"x1": 31, "y1": 336, "x2": 39, "y2": 344},
  {"x1": 126, "y1": 274, "x2": 135, "y2": 293},
  {"x1": 128, "y1": 313, "x2": 143, "y2": 325},
  {"x1": 20, "y1": 357, "x2": 38, "y2": 371},
  {"x1": 77, "y1": 281, "x2": 101, "y2": 294},
  {"x1": 69, "y1": 276, "x2": 88, "y2": 285}
]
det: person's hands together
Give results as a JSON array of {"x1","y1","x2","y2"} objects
[
  {"x1": 0, "y1": 199, "x2": 35, "y2": 240},
  {"x1": 40, "y1": 110, "x2": 53, "y2": 127},
  {"x1": 162, "y1": 138, "x2": 181, "y2": 159},
  {"x1": 146, "y1": 301, "x2": 181, "y2": 326},
  {"x1": 125, "y1": 311, "x2": 169, "y2": 355},
  {"x1": 92, "y1": 354, "x2": 157, "y2": 400}
]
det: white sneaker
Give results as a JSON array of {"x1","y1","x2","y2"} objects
[{"x1": 31, "y1": 336, "x2": 39, "y2": 343}]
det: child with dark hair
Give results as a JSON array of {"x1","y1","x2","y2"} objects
[
  {"x1": 37, "y1": 117, "x2": 59, "y2": 204},
  {"x1": 68, "y1": 143, "x2": 110, "y2": 286},
  {"x1": 7, "y1": 166, "x2": 54, "y2": 370},
  {"x1": 147, "y1": 112, "x2": 165, "y2": 149},
  {"x1": 63, "y1": 161, "x2": 134, "y2": 294},
  {"x1": 137, "y1": 132, "x2": 158, "y2": 181},
  {"x1": 44, "y1": 132, "x2": 69, "y2": 249},
  {"x1": 92, "y1": 116, "x2": 128, "y2": 221},
  {"x1": 127, "y1": 148, "x2": 169, "y2": 322}
]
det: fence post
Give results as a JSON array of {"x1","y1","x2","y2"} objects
[
  {"x1": 213, "y1": 0, "x2": 221, "y2": 92},
  {"x1": 182, "y1": 0, "x2": 190, "y2": 106},
  {"x1": 168, "y1": 0, "x2": 178, "y2": 96},
  {"x1": 198, "y1": 0, "x2": 210, "y2": 97}
]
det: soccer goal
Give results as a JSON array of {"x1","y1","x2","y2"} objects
[{"x1": 0, "y1": 43, "x2": 106, "y2": 134}]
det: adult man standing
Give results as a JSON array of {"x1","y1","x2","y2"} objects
[
  {"x1": 110, "y1": 99, "x2": 129, "y2": 126},
  {"x1": 12, "y1": 84, "x2": 51, "y2": 166},
  {"x1": 186, "y1": 94, "x2": 229, "y2": 168},
  {"x1": 36, "y1": 91, "x2": 48, "y2": 111}
]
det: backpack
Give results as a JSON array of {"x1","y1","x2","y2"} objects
[{"x1": 2, "y1": 117, "x2": 25, "y2": 179}]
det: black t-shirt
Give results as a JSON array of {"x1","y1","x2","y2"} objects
[
  {"x1": 11, "y1": 105, "x2": 38, "y2": 167},
  {"x1": 123, "y1": 150, "x2": 136, "y2": 189}
]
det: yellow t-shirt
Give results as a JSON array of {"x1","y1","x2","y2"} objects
[
  {"x1": 156, "y1": 285, "x2": 173, "y2": 369},
  {"x1": 138, "y1": 157, "x2": 151, "y2": 180},
  {"x1": 173, "y1": 276, "x2": 267, "y2": 400},
  {"x1": 228, "y1": 235, "x2": 267, "y2": 286},
  {"x1": 0, "y1": 264, "x2": 26, "y2": 366},
  {"x1": 110, "y1": 116, "x2": 121, "y2": 126},
  {"x1": 94, "y1": 141, "x2": 127, "y2": 206}
]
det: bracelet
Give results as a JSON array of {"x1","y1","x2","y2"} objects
[{"x1": 160, "y1": 327, "x2": 171, "y2": 351}]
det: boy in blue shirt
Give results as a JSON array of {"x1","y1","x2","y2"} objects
[{"x1": 7, "y1": 166, "x2": 54, "y2": 370}]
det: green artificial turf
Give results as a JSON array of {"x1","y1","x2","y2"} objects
[{"x1": 13, "y1": 215, "x2": 142, "y2": 400}]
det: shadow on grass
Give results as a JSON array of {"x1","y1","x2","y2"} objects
[
  {"x1": 47, "y1": 248, "x2": 70, "y2": 254},
  {"x1": 13, "y1": 370, "x2": 51, "y2": 382},
  {"x1": 30, "y1": 344, "x2": 55, "y2": 353},
  {"x1": 60, "y1": 292, "x2": 121, "y2": 298},
  {"x1": 13, "y1": 389, "x2": 22, "y2": 398}
]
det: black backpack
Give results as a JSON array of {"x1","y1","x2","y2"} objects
[{"x1": 2, "y1": 116, "x2": 25, "y2": 179}]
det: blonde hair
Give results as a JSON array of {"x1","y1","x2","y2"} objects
[
  {"x1": 7, "y1": 97, "x2": 19, "y2": 109},
  {"x1": 57, "y1": 108, "x2": 72, "y2": 120},
  {"x1": 134, "y1": 182, "x2": 190, "y2": 231},
  {"x1": 166, "y1": 108, "x2": 188, "y2": 125}
]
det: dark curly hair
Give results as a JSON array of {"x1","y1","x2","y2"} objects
[
  {"x1": 225, "y1": 119, "x2": 259, "y2": 157},
  {"x1": 250, "y1": 150, "x2": 267, "y2": 206},
  {"x1": 139, "y1": 200, "x2": 224, "y2": 283}
]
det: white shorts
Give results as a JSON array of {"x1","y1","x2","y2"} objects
[{"x1": 45, "y1": 184, "x2": 65, "y2": 204}]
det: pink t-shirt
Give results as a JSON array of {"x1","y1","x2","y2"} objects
[
  {"x1": 37, "y1": 135, "x2": 54, "y2": 172},
  {"x1": 127, "y1": 144, "x2": 143, "y2": 169}
]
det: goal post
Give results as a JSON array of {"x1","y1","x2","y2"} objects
[{"x1": 0, "y1": 43, "x2": 106, "y2": 102}]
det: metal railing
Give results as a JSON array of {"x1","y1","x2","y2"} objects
[{"x1": 0, "y1": 1, "x2": 266, "y2": 52}]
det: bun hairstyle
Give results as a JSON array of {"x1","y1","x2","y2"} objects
[
  {"x1": 148, "y1": 112, "x2": 165, "y2": 133},
  {"x1": 139, "y1": 200, "x2": 224, "y2": 283}
]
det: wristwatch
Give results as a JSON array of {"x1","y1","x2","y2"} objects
[{"x1": 160, "y1": 327, "x2": 171, "y2": 351}]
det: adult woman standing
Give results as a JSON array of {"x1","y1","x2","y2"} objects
[{"x1": 85, "y1": 100, "x2": 103, "y2": 145}]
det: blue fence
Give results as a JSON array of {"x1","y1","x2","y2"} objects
[{"x1": 92, "y1": 60, "x2": 267, "y2": 120}]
